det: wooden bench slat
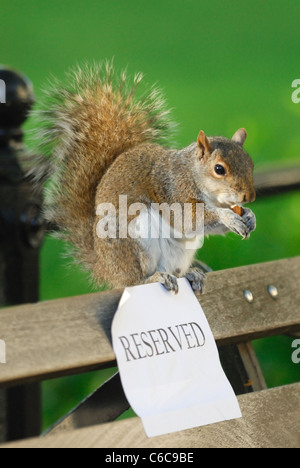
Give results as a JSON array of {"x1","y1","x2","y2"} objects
[
  {"x1": 0, "y1": 257, "x2": 299, "y2": 387},
  {"x1": 2, "y1": 384, "x2": 299, "y2": 448},
  {"x1": 254, "y1": 166, "x2": 300, "y2": 195}
]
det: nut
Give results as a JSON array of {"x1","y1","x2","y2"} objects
[{"x1": 231, "y1": 205, "x2": 245, "y2": 217}]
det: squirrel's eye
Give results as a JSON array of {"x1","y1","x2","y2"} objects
[{"x1": 214, "y1": 164, "x2": 226, "y2": 176}]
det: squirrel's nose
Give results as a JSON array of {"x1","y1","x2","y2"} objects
[
  {"x1": 250, "y1": 189, "x2": 256, "y2": 202},
  {"x1": 243, "y1": 190, "x2": 256, "y2": 203}
]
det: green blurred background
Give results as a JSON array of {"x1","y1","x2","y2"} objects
[{"x1": 1, "y1": 0, "x2": 300, "y2": 430}]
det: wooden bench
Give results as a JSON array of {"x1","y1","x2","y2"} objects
[
  {"x1": 0, "y1": 67, "x2": 299, "y2": 448},
  {"x1": 0, "y1": 257, "x2": 299, "y2": 448},
  {"x1": 2, "y1": 385, "x2": 299, "y2": 448}
]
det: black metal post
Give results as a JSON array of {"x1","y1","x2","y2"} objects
[{"x1": 0, "y1": 67, "x2": 45, "y2": 441}]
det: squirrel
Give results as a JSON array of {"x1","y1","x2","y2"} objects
[{"x1": 29, "y1": 61, "x2": 256, "y2": 294}]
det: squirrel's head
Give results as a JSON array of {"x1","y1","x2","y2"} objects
[{"x1": 194, "y1": 128, "x2": 256, "y2": 208}]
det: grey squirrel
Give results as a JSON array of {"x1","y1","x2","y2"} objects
[{"x1": 29, "y1": 62, "x2": 256, "y2": 293}]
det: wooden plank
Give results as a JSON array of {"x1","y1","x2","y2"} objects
[
  {"x1": 0, "y1": 257, "x2": 299, "y2": 387},
  {"x1": 47, "y1": 345, "x2": 264, "y2": 435},
  {"x1": 218, "y1": 344, "x2": 265, "y2": 395},
  {"x1": 2, "y1": 384, "x2": 299, "y2": 448},
  {"x1": 202, "y1": 256, "x2": 300, "y2": 343},
  {"x1": 0, "y1": 289, "x2": 121, "y2": 386},
  {"x1": 254, "y1": 166, "x2": 300, "y2": 196},
  {"x1": 237, "y1": 343, "x2": 267, "y2": 391},
  {"x1": 0, "y1": 390, "x2": 6, "y2": 443},
  {"x1": 45, "y1": 372, "x2": 129, "y2": 435}
]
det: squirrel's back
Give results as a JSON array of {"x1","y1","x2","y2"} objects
[{"x1": 30, "y1": 62, "x2": 175, "y2": 275}]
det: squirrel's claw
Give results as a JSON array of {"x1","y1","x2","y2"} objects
[
  {"x1": 219, "y1": 209, "x2": 249, "y2": 239},
  {"x1": 146, "y1": 271, "x2": 179, "y2": 294},
  {"x1": 159, "y1": 273, "x2": 179, "y2": 295},
  {"x1": 219, "y1": 207, "x2": 256, "y2": 240},
  {"x1": 242, "y1": 208, "x2": 257, "y2": 235}
]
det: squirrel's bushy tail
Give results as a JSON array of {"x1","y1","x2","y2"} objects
[{"x1": 29, "y1": 61, "x2": 175, "y2": 274}]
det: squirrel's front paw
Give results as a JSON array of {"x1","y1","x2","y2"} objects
[
  {"x1": 219, "y1": 209, "x2": 250, "y2": 239},
  {"x1": 185, "y1": 268, "x2": 206, "y2": 294},
  {"x1": 242, "y1": 208, "x2": 256, "y2": 236}
]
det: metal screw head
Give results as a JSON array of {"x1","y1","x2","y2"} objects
[
  {"x1": 244, "y1": 290, "x2": 254, "y2": 303},
  {"x1": 268, "y1": 285, "x2": 278, "y2": 299}
]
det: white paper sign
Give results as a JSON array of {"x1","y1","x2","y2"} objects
[{"x1": 112, "y1": 278, "x2": 242, "y2": 437}]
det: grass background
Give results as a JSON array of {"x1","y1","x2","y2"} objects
[{"x1": 1, "y1": 0, "x2": 300, "y2": 430}]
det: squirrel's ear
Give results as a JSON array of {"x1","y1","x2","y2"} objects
[
  {"x1": 232, "y1": 128, "x2": 247, "y2": 146},
  {"x1": 197, "y1": 130, "x2": 211, "y2": 158}
]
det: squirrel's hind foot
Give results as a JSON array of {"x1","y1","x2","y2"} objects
[
  {"x1": 145, "y1": 269, "x2": 206, "y2": 295},
  {"x1": 145, "y1": 271, "x2": 179, "y2": 294},
  {"x1": 185, "y1": 268, "x2": 206, "y2": 294}
]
